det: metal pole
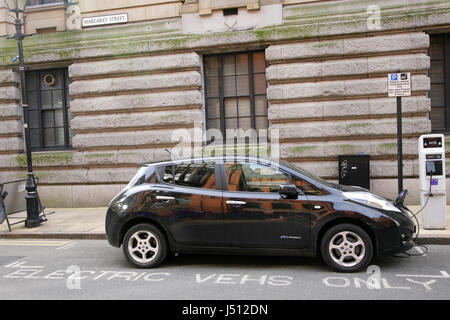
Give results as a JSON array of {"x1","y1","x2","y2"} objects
[
  {"x1": 12, "y1": 12, "x2": 40, "y2": 228},
  {"x1": 397, "y1": 95, "x2": 403, "y2": 194}
]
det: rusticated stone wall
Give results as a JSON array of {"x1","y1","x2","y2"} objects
[
  {"x1": 266, "y1": 32, "x2": 432, "y2": 202},
  {"x1": 0, "y1": 69, "x2": 23, "y2": 169},
  {"x1": 0, "y1": 53, "x2": 203, "y2": 207}
]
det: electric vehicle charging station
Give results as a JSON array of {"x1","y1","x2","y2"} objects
[{"x1": 418, "y1": 134, "x2": 447, "y2": 229}]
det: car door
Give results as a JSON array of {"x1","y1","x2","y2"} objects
[
  {"x1": 221, "y1": 160, "x2": 311, "y2": 249},
  {"x1": 152, "y1": 161, "x2": 225, "y2": 247}
]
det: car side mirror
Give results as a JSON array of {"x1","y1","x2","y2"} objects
[{"x1": 279, "y1": 184, "x2": 301, "y2": 199}]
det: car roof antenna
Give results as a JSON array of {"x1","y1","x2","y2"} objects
[{"x1": 164, "y1": 148, "x2": 174, "y2": 159}]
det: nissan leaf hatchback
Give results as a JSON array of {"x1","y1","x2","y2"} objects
[{"x1": 105, "y1": 156, "x2": 415, "y2": 272}]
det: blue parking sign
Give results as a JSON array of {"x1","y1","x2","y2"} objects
[{"x1": 388, "y1": 72, "x2": 411, "y2": 97}]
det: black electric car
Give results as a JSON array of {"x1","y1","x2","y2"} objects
[{"x1": 105, "y1": 156, "x2": 415, "y2": 272}]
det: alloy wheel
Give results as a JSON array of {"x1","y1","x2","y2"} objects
[
  {"x1": 127, "y1": 230, "x2": 159, "y2": 264},
  {"x1": 328, "y1": 231, "x2": 366, "y2": 268}
]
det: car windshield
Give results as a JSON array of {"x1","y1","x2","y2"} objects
[{"x1": 279, "y1": 160, "x2": 336, "y2": 188}]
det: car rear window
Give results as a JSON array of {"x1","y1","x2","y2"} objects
[{"x1": 126, "y1": 166, "x2": 156, "y2": 188}]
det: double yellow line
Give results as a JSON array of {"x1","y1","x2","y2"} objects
[{"x1": 0, "y1": 240, "x2": 71, "y2": 247}]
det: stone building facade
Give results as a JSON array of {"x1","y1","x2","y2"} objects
[{"x1": 0, "y1": 0, "x2": 449, "y2": 207}]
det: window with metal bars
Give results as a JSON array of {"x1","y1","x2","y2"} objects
[
  {"x1": 203, "y1": 51, "x2": 268, "y2": 141},
  {"x1": 429, "y1": 34, "x2": 450, "y2": 133},
  {"x1": 25, "y1": 68, "x2": 74, "y2": 150}
]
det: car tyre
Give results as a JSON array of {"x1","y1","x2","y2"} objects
[
  {"x1": 321, "y1": 223, "x2": 373, "y2": 273},
  {"x1": 122, "y1": 223, "x2": 168, "y2": 268}
]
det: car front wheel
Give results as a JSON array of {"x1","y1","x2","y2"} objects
[
  {"x1": 321, "y1": 223, "x2": 373, "y2": 272},
  {"x1": 122, "y1": 223, "x2": 167, "y2": 268}
]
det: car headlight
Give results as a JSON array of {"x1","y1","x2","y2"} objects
[{"x1": 343, "y1": 192, "x2": 401, "y2": 212}]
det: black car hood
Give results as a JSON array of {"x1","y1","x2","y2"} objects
[{"x1": 332, "y1": 184, "x2": 397, "y2": 202}]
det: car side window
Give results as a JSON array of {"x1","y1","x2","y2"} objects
[
  {"x1": 162, "y1": 162, "x2": 216, "y2": 190},
  {"x1": 291, "y1": 175, "x2": 327, "y2": 196},
  {"x1": 225, "y1": 162, "x2": 290, "y2": 193}
]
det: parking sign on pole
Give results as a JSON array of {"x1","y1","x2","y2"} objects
[{"x1": 388, "y1": 72, "x2": 411, "y2": 194}]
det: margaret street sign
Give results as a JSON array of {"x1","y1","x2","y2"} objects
[{"x1": 82, "y1": 14, "x2": 128, "y2": 28}]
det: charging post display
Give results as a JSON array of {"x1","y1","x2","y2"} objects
[{"x1": 418, "y1": 134, "x2": 447, "y2": 229}]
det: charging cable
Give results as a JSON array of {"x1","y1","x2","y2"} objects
[
  {"x1": 409, "y1": 173, "x2": 434, "y2": 221},
  {"x1": 391, "y1": 174, "x2": 433, "y2": 258}
]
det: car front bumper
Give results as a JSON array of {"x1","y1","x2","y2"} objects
[
  {"x1": 377, "y1": 207, "x2": 416, "y2": 256},
  {"x1": 380, "y1": 238, "x2": 415, "y2": 256}
]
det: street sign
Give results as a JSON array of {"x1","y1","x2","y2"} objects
[
  {"x1": 388, "y1": 72, "x2": 411, "y2": 97},
  {"x1": 82, "y1": 14, "x2": 128, "y2": 28}
]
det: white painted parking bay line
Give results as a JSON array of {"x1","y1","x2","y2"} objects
[
  {"x1": 56, "y1": 241, "x2": 78, "y2": 250},
  {"x1": 0, "y1": 240, "x2": 71, "y2": 247},
  {"x1": 5, "y1": 261, "x2": 44, "y2": 268}
]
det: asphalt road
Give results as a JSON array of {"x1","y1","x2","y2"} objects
[{"x1": 0, "y1": 239, "x2": 449, "y2": 300}]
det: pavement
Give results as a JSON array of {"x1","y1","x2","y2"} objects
[
  {"x1": 0, "y1": 206, "x2": 449, "y2": 244},
  {"x1": 0, "y1": 207, "x2": 107, "y2": 240}
]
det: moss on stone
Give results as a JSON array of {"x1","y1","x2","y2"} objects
[
  {"x1": 338, "y1": 144, "x2": 357, "y2": 154},
  {"x1": 56, "y1": 49, "x2": 79, "y2": 60},
  {"x1": 16, "y1": 152, "x2": 74, "y2": 167},
  {"x1": 311, "y1": 41, "x2": 339, "y2": 49},
  {"x1": 15, "y1": 171, "x2": 58, "y2": 181},
  {"x1": 283, "y1": 0, "x2": 407, "y2": 19},
  {"x1": 275, "y1": 25, "x2": 316, "y2": 39},
  {"x1": 346, "y1": 122, "x2": 371, "y2": 129},
  {"x1": 445, "y1": 139, "x2": 450, "y2": 149},
  {"x1": 379, "y1": 143, "x2": 397, "y2": 150},
  {"x1": 290, "y1": 145, "x2": 317, "y2": 154},
  {"x1": 1, "y1": 3, "x2": 448, "y2": 67},
  {"x1": 255, "y1": 28, "x2": 274, "y2": 41},
  {"x1": 84, "y1": 153, "x2": 115, "y2": 159},
  {"x1": 158, "y1": 113, "x2": 180, "y2": 121},
  {"x1": 165, "y1": 36, "x2": 189, "y2": 48},
  {"x1": 205, "y1": 144, "x2": 272, "y2": 157},
  {"x1": 16, "y1": 155, "x2": 27, "y2": 167}
]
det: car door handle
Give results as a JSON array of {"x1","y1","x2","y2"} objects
[
  {"x1": 226, "y1": 200, "x2": 246, "y2": 206},
  {"x1": 156, "y1": 196, "x2": 175, "y2": 201},
  {"x1": 304, "y1": 204, "x2": 324, "y2": 210}
]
